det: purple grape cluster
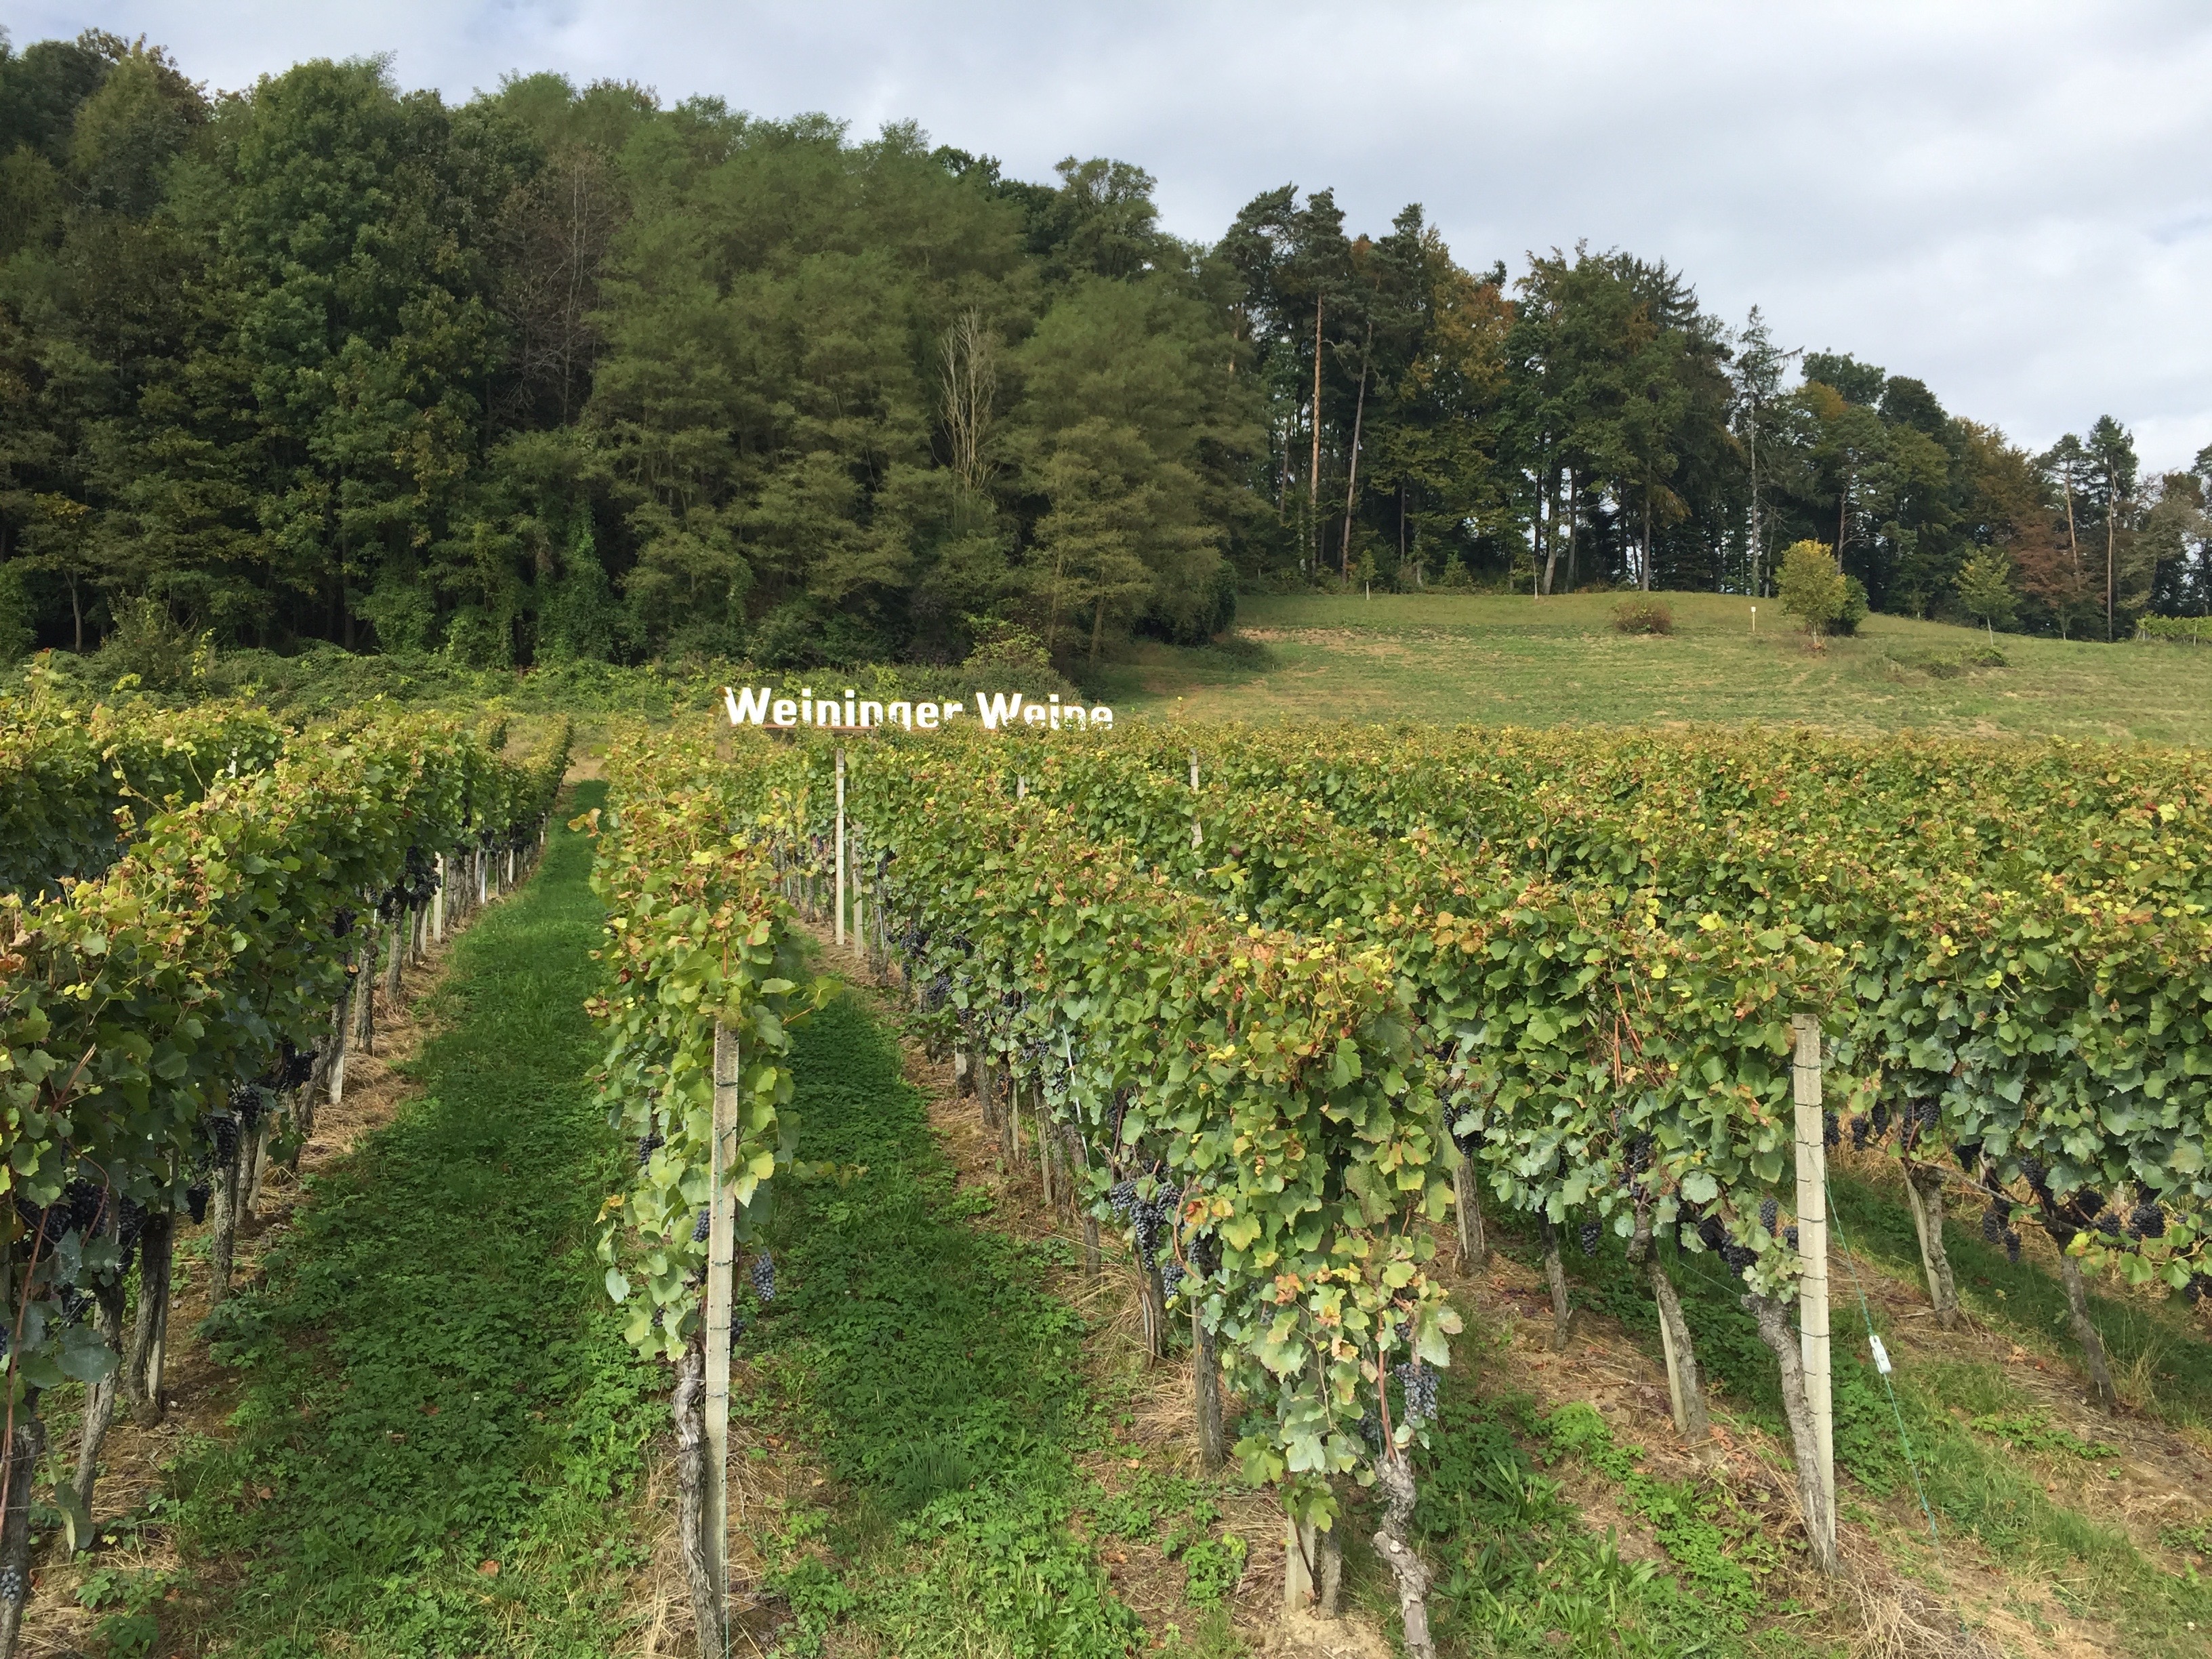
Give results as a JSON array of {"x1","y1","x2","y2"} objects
[
  {"x1": 1398, "y1": 1357, "x2": 1439, "y2": 1427},
  {"x1": 636, "y1": 1132, "x2": 664, "y2": 1166},
  {"x1": 2129, "y1": 1200, "x2": 2167, "y2": 1240},
  {"x1": 750, "y1": 1250, "x2": 776, "y2": 1303},
  {"x1": 692, "y1": 1208, "x2": 711, "y2": 1243},
  {"x1": 1578, "y1": 1220, "x2": 1601, "y2": 1257},
  {"x1": 1108, "y1": 1178, "x2": 1179, "y2": 1271}
]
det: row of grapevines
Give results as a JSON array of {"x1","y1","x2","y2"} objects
[
  {"x1": 0, "y1": 712, "x2": 568, "y2": 1651},
  {"x1": 1011, "y1": 724, "x2": 2212, "y2": 1408},
  {"x1": 581, "y1": 729, "x2": 827, "y2": 1651},
  {"x1": 586, "y1": 729, "x2": 820, "y2": 1357},
  {"x1": 0, "y1": 694, "x2": 284, "y2": 899}
]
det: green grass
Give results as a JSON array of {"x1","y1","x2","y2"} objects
[
  {"x1": 744, "y1": 993, "x2": 1161, "y2": 1658},
  {"x1": 165, "y1": 780, "x2": 672, "y2": 1656},
  {"x1": 1095, "y1": 592, "x2": 2212, "y2": 743},
  {"x1": 1502, "y1": 1211, "x2": 2212, "y2": 1658},
  {"x1": 1402, "y1": 1374, "x2": 1791, "y2": 1658}
]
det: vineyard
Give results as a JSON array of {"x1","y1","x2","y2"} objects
[
  {"x1": 0, "y1": 691, "x2": 568, "y2": 1655},
  {"x1": 577, "y1": 717, "x2": 2212, "y2": 1656},
  {"x1": 5, "y1": 701, "x2": 2212, "y2": 1656}
]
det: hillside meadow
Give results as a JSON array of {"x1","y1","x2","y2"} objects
[{"x1": 1100, "y1": 592, "x2": 2212, "y2": 745}]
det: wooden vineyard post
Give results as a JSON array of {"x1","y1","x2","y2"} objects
[
  {"x1": 834, "y1": 747, "x2": 847, "y2": 949},
  {"x1": 1791, "y1": 1015, "x2": 1836, "y2": 1563},
  {"x1": 701, "y1": 1021, "x2": 741, "y2": 1645}
]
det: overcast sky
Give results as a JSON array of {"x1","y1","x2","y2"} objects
[{"x1": 17, "y1": 1, "x2": 2212, "y2": 470}]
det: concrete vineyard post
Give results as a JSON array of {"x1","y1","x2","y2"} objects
[
  {"x1": 433, "y1": 855, "x2": 445, "y2": 943},
  {"x1": 1189, "y1": 751, "x2": 1202, "y2": 851},
  {"x1": 1791, "y1": 1014, "x2": 1837, "y2": 1563},
  {"x1": 703, "y1": 1021, "x2": 740, "y2": 1629},
  {"x1": 1284, "y1": 1517, "x2": 1317, "y2": 1611},
  {"x1": 1452, "y1": 1157, "x2": 1486, "y2": 1269},
  {"x1": 834, "y1": 747, "x2": 847, "y2": 948}
]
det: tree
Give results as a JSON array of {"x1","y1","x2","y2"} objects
[
  {"x1": 1954, "y1": 544, "x2": 2017, "y2": 639},
  {"x1": 1733, "y1": 307, "x2": 1796, "y2": 596},
  {"x1": 2083, "y1": 415, "x2": 2138, "y2": 640},
  {"x1": 1776, "y1": 539, "x2": 1848, "y2": 636}
]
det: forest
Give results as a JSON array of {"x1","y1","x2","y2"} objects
[{"x1": 2, "y1": 26, "x2": 2209, "y2": 673}]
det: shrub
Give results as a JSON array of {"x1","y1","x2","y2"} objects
[
  {"x1": 1837, "y1": 574, "x2": 1869, "y2": 636},
  {"x1": 1612, "y1": 598, "x2": 1674, "y2": 635},
  {"x1": 1777, "y1": 541, "x2": 1849, "y2": 636}
]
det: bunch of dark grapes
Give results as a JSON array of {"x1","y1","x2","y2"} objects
[
  {"x1": 692, "y1": 1208, "x2": 711, "y2": 1243},
  {"x1": 1721, "y1": 1243, "x2": 1759, "y2": 1279},
  {"x1": 1784, "y1": 1225, "x2": 1801, "y2": 1251},
  {"x1": 65, "y1": 1178, "x2": 108, "y2": 1235},
  {"x1": 1618, "y1": 1133, "x2": 1652, "y2": 1191},
  {"x1": 1868, "y1": 1102, "x2": 1890, "y2": 1142},
  {"x1": 117, "y1": 1195, "x2": 147, "y2": 1256},
  {"x1": 1108, "y1": 1178, "x2": 1178, "y2": 1269},
  {"x1": 1160, "y1": 1259, "x2": 1186, "y2": 1300},
  {"x1": 12, "y1": 1195, "x2": 70, "y2": 1251},
  {"x1": 280, "y1": 1043, "x2": 316, "y2": 1090},
  {"x1": 186, "y1": 1181, "x2": 211, "y2": 1225},
  {"x1": 2005, "y1": 1229, "x2": 2022, "y2": 1265},
  {"x1": 333, "y1": 906, "x2": 356, "y2": 940},
  {"x1": 0, "y1": 1563, "x2": 24, "y2": 1604},
  {"x1": 1759, "y1": 1197, "x2": 1778, "y2": 1236},
  {"x1": 208, "y1": 1114, "x2": 240, "y2": 1164},
  {"x1": 750, "y1": 1251, "x2": 777, "y2": 1303},
  {"x1": 1696, "y1": 1214, "x2": 1728, "y2": 1254},
  {"x1": 1357, "y1": 1409, "x2": 1384, "y2": 1450},
  {"x1": 636, "y1": 1132, "x2": 665, "y2": 1166},
  {"x1": 2020, "y1": 1156, "x2": 2055, "y2": 1210},
  {"x1": 2183, "y1": 1273, "x2": 2212, "y2": 1307},
  {"x1": 1954, "y1": 1141, "x2": 1983, "y2": 1174},
  {"x1": 1822, "y1": 1109, "x2": 1841, "y2": 1149},
  {"x1": 1398, "y1": 1358, "x2": 1439, "y2": 1427},
  {"x1": 1578, "y1": 1220, "x2": 1601, "y2": 1257},
  {"x1": 58, "y1": 1286, "x2": 89, "y2": 1325},
  {"x1": 2094, "y1": 1211, "x2": 2125, "y2": 1238},
  {"x1": 1982, "y1": 1200, "x2": 2005, "y2": 1244},
  {"x1": 228, "y1": 1082, "x2": 263, "y2": 1133},
  {"x1": 2128, "y1": 1200, "x2": 2167, "y2": 1240}
]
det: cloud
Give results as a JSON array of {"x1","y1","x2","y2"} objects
[{"x1": 20, "y1": 0, "x2": 2212, "y2": 467}]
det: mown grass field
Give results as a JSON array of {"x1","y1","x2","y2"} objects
[{"x1": 1095, "y1": 592, "x2": 2212, "y2": 743}]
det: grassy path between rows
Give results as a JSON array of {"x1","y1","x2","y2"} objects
[
  {"x1": 168, "y1": 781, "x2": 668, "y2": 1656},
  {"x1": 738, "y1": 992, "x2": 1166, "y2": 1657}
]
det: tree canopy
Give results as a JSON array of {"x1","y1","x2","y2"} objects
[{"x1": 1, "y1": 28, "x2": 2205, "y2": 669}]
